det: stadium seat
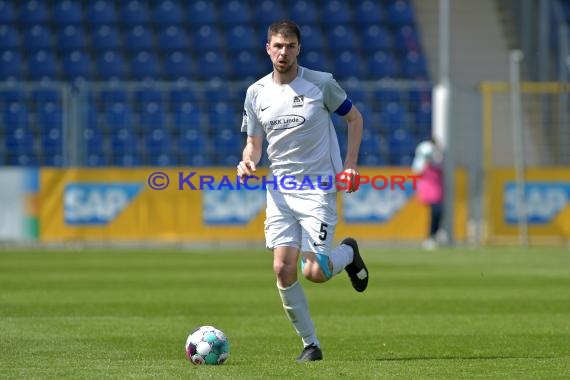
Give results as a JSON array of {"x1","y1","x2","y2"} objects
[
  {"x1": 99, "y1": 86, "x2": 129, "y2": 105},
  {"x1": 6, "y1": 127, "x2": 35, "y2": 153},
  {"x1": 139, "y1": 102, "x2": 166, "y2": 131},
  {"x1": 0, "y1": 83, "x2": 25, "y2": 104},
  {"x1": 415, "y1": 101, "x2": 432, "y2": 131},
  {"x1": 387, "y1": 0, "x2": 415, "y2": 26},
  {"x1": 302, "y1": 50, "x2": 330, "y2": 72},
  {"x1": 96, "y1": 50, "x2": 125, "y2": 80},
  {"x1": 163, "y1": 51, "x2": 193, "y2": 80},
  {"x1": 220, "y1": 0, "x2": 251, "y2": 25},
  {"x1": 53, "y1": 0, "x2": 83, "y2": 25},
  {"x1": 153, "y1": 0, "x2": 183, "y2": 25},
  {"x1": 31, "y1": 82, "x2": 60, "y2": 103},
  {"x1": 360, "y1": 25, "x2": 392, "y2": 52},
  {"x1": 402, "y1": 51, "x2": 428, "y2": 79},
  {"x1": 196, "y1": 51, "x2": 227, "y2": 80},
  {"x1": 354, "y1": 0, "x2": 385, "y2": 25},
  {"x1": 112, "y1": 152, "x2": 141, "y2": 166},
  {"x1": 20, "y1": 0, "x2": 49, "y2": 25},
  {"x1": 170, "y1": 87, "x2": 198, "y2": 106},
  {"x1": 150, "y1": 153, "x2": 176, "y2": 166},
  {"x1": 143, "y1": 128, "x2": 171, "y2": 154},
  {"x1": 86, "y1": 152, "x2": 108, "y2": 166},
  {"x1": 134, "y1": 85, "x2": 163, "y2": 104},
  {"x1": 86, "y1": 0, "x2": 117, "y2": 26},
  {"x1": 28, "y1": 51, "x2": 58, "y2": 80},
  {"x1": 23, "y1": 25, "x2": 52, "y2": 52},
  {"x1": 208, "y1": 102, "x2": 237, "y2": 129},
  {"x1": 0, "y1": 25, "x2": 19, "y2": 51},
  {"x1": 368, "y1": 51, "x2": 399, "y2": 79},
  {"x1": 3, "y1": 102, "x2": 29, "y2": 131},
  {"x1": 192, "y1": 25, "x2": 222, "y2": 52},
  {"x1": 394, "y1": 25, "x2": 421, "y2": 52},
  {"x1": 57, "y1": 25, "x2": 86, "y2": 51},
  {"x1": 255, "y1": 0, "x2": 284, "y2": 26},
  {"x1": 129, "y1": 51, "x2": 160, "y2": 80},
  {"x1": 120, "y1": 0, "x2": 150, "y2": 25},
  {"x1": 373, "y1": 87, "x2": 402, "y2": 105},
  {"x1": 322, "y1": 0, "x2": 352, "y2": 26},
  {"x1": 62, "y1": 50, "x2": 92, "y2": 81},
  {"x1": 232, "y1": 50, "x2": 265, "y2": 80},
  {"x1": 213, "y1": 128, "x2": 243, "y2": 163},
  {"x1": 37, "y1": 102, "x2": 62, "y2": 132},
  {"x1": 328, "y1": 25, "x2": 358, "y2": 51},
  {"x1": 187, "y1": 0, "x2": 218, "y2": 26},
  {"x1": 333, "y1": 51, "x2": 362, "y2": 81},
  {"x1": 110, "y1": 127, "x2": 137, "y2": 152},
  {"x1": 225, "y1": 25, "x2": 256, "y2": 52},
  {"x1": 7, "y1": 153, "x2": 39, "y2": 166},
  {"x1": 41, "y1": 127, "x2": 63, "y2": 155},
  {"x1": 125, "y1": 25, "x2": 154, "y2": 52},
  {"x1": 388, "y1": 127, "x2": 415, "y2": 161},
  {"x1": 106, "y1": 102, "x2": 134, "y2": 130},
  {"x1": 298, "y1": 25, "x2": 323, "y2": 51},
  {"x1": 289, "y1": 0, "x2": 319, "y2": 25},
  {"x1": 83, "y1": 126, "x2": 105, "y2": 154},
  {"x1": 203, "y1": 78, "x2": 233, "y2": 102},
  {"x1": 380, "y1": 102, "x2": 408, "y2": 132},
  {"x1": 0, "y1": 0, "x2": 16, "y2": 23},
  {"x1": 91, "y1": 25, "x2": 120, "y2": 51},
  {"x1": 343, "y1": 79, "x2": 368, "y2": 104},
  {"x1": 173, "y1": 102, "x2": 202, "y2": 130},
  {"x1": 0, "y1": 50, "x2": 22, "y2": 80},
  {"x1": 158, "y1": 25, "x2": 189, "y2": 51}
]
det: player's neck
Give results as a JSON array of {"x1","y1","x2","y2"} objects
[{"x1": 273, "y1": 65, "x2": 299, "y2": 85}]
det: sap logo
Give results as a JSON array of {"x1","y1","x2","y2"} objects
[
  {"x1": 203, "y1": 187, "x2": 266, "y2": 225},
  {"x1": 504, "y1": 182, "x2": 570, "y2": 224},
  {"x1": 65, "y1": 183, "x2": 143, "y2": 225},
  {"x1": 343, "y1": 182, "x2": 415, "y2": 223}
]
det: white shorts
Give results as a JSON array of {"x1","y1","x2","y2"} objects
[{"x1": 264, "y1": 188, "x2": 338, "y2": 254}]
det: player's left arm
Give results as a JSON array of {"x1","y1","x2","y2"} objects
[{"x1": 342, "y1": 104, "x2": 363, "y2": 192}]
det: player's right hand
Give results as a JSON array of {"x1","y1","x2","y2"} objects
[{"x1": 237, "y1": 160, "x2": 256, "y2": 183}]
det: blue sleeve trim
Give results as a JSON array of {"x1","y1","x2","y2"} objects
[{"x1": 334, "y1": 98, "x2": 352, "y2": 116}]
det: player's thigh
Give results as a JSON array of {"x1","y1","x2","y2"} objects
[{"x1": 264, "y1": 189, "x2": 302, "y2": 250}]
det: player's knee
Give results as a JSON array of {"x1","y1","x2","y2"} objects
[
  {"x1": 273, "y1": 260, "x2": 297, "y2": 285},
  {"x1": 302, "y1": 264, "x2": 327, "y2": 283},
  {"x1": 301, "y1": 253, "x2": 332, "y2": 283}
]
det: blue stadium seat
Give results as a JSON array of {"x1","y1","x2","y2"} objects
[
  {"x1": 0, "y1": 0, "x2": 16, "y2": 23},
  {"x1": 28, "y1": 51, "x2": 58, "y2": 80},
  {"x1": 158, "y1": 25, "x2": 188, "y2": 51},
  {"x1": 220, "y1": 0, "x2": 251, "y2": 25},
  {"x1": 91, "y1": 25, "x2": 120, "y2": 51},
  {"x1": 143, "y1": 128, "x2": 171, "y2": 154},
  {"x1": 394, "y1": 25, "x2": 421, "y2": 52},
  {"x1": 149, "y1": 153, "x2": 176, "y2": 166},
  {"x1": 0, "y1": 25, "x2": 19, "y2": 50},
  {"x1": 322, "y1": 0, "x2": 352, "y2": 26},
  {"x1": 0, "y1": 50, "x2": 22, "y2": 80},
  {"x1": 373, "y1": 88, "x2": 402, "y2": 104},
  {"x1": 328, "y1": 25, "x2": 358, "y2": 51},
  {"x1": 170, "y1": 86, "x2": 198, "y2": 105},
  {"x1": 409, "y1": 86, "x2": 432, "y2": 107},
  {"x1": 368, "y1": 51, "x2": 399, "y2": 79},
  {"x1": 213, "y1": 128, "x2": 242, "y2": 161},
  {"x1": 187, "y1": 0, "x2": 218, "y2": 26},
  {"x1": 110, "y1": 127, "x2": 137, "y2": 152},
  {"x1": 380, "y1": 102, "x2": 408, "y2": 131},
  {"x1": 208, "y1": 102, "x2": 237, "y2": 129},
  {"x1": 204, "y1": 78, "x2": 234, "y2": 102},
  {"x1": 6, "y1": 127, "x2": 35, "y2": 154},
  {"x1": 333, "y1": 51, "x2": 362, "y2": 81},
  {"x1": 192, "y1": 25, "x2": 222, "y2": 51},
  {"x1": 120, "y1": 0, "x2": 150, "y2": 25},
  {"x1": 31, "y1": 82, "x2": 60, "y2": 103},
  {"x1": 289, "y1": 0, "x2": 319, "y2": 25},
  {"x1": 354, "y1": 0, "x2": 385, "y2": 25},
  {"x1": 0, "y1": 83, "x2": 25, "y2": 104},
  {"x1": 57, "y1": 25, "x2": 86, "y2": 52},
  {"x1": 83, "y1": 125, "x2": 105, "y2": 154},
  {"x1": 112, "y1": 152, "x2": 141, "y2": 166},
  {"x1": 100, "y1": 86, "x2": 128, "y2": 105},
  {"x1": 20, "y1": 0, "x2": 49, "y2": 25},
  {"x1": 255, "y1": 0, "x2": 284, "y2": 26},
  {"x1": 134, "y1": 86, "x2": 163, "y2": 104},
  {"x1": 53, "y1": 0, "x2": 83, "y2": 25},
  {"x1": 361, "y1": 25, "x2": 392, "y2": 52},
  {"x1": 298, "y1": 25, "x2": 322, "y2": 50},
  {"x1": 96, "y1": 50, "x2": 125, "y2": 80},
  {"x1": 37, "y1": 102, "x2": 62, "y2": 131},
  {"x1": 302, "y1": 50, "x2": 330, "y2": 72},
  {"x1": 153, "y1": 0, "x2": 183, "y2": 25},
  {"x1": 343, "y1": 79, "x2": 368, "y2": 104},
  {"x1": 23, "y1": 25, "x2": 52, "y2": 52},
  {"x1": 62, "y1": 50, "x2": 92, "y2": 81},
  {"x1": 139, "y1": 102, "x2": 166, "y2": 131},
  {"x1": 177, "y1": 127, "x2": 208, "y2": 159},
  {"x1": 387, "y1": 0, "x2": 415, "y2": 26},
  {"x1": 86, "y1": 0, "x2": 117, "y2": 26},
  {"x1": 163, "y1": 51, "x2": 193, "y2": 80},
  {"x1": 86, "y1": 152, "x2": 108, "y2": 166},
  {"x1": 4, "y1": 102, "x2": 29, "y2": 131},
  {"x1": 402, "y1": 51, "x2": 428, "y2": 79},
  {"x1": 415, "y1": 101, "x2": 432, "y2": 130},
  {"x1": 130, "y1": 51, "x2": 160, "y2": 80},
  {"x1": 106, "y1": 102, "x2": 134, "y2": 130},
  {"x1": 7, "y1": 153, "x2": 39, "y2": 166},
  {"x1": 225, "y1": 25, "x2": 256, "y2": 52},
  {"x1": 232, "y1": 50, "x2": 265, "y2": 80},
  {"x1": 125, "y1": 25, "x2": 154, "y2": 52},
  {"x1": 173, "y1": 102, "x2": 201, "y2": 130},
  {"x1": 196, "y1": 51, "x2": 227, "y2": 80},
  {"x1": 41, "y1": 126, "x2": 63, "y2": 154}
]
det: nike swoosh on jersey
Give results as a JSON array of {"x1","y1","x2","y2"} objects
[{"x1": 261, "y1": 105, "x2": 271, "y2": 111}]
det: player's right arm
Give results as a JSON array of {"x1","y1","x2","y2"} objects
[{"x1": 238, "y1": 135, "x2": 262, "y2": 182}]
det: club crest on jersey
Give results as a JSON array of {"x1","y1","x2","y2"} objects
[{"x1": 292, "y1": 95, "x2": 304, "y2": 107}]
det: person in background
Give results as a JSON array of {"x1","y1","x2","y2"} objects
[{"x1": 412, "y1": 138, "x2": 444, "y2": 250}]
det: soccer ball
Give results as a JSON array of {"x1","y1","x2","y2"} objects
[{"x1": 185, "y1": 325, "x2": 230, "y2": 365}]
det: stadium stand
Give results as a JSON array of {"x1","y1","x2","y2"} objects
[{"x1": 0, "y1": 0, "x2": 431, "y2": 167}]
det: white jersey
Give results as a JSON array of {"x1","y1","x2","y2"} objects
[{"x1": 241, "y1": 66, "x2": 348, "y2": 193}]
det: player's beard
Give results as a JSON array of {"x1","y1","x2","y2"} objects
[{"x1": 274, "y1": 60, "x2": 295, "y2": 74}]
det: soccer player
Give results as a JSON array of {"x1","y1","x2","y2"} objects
[{"x1": 236, "y1": 20, "x2": 369, "y2": 362}]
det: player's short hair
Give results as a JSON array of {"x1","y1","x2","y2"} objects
[{"x1": 267, "y1": 20, "x2": 301, "y2": 44}]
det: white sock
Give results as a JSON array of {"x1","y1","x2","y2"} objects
[
  {"x1": 329, "y1": 243, "x2": 354, "y2": 276},
  {"x1": 277, "y1": 280, "x2": 320, "y2": 348}
]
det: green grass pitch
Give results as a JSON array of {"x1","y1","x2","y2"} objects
[{"x1": 1, "y1": 246, "x2": 569, "y2": 379}]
